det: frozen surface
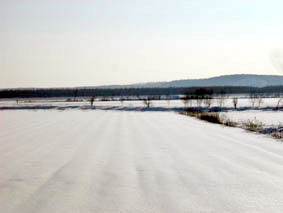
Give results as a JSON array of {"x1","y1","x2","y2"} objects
[{"x1": 1, "y1": 110, "x2": 283, "y2": 212}]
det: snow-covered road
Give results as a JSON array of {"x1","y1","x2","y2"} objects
[{"x1": 1, "y1": 110, "x2": 283, "y2": 212}]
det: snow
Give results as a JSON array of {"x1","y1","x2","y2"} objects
[
  {"x1": 0, "y1": 97, "x2": 282, "y2": 110},
  {"x1": 221, "y1": 110, "x2": 283, "y2": 126},
  {"x1": 1, "y1": 110, "x2": 283, "y2": 212}
]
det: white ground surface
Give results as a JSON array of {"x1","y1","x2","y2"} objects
[
  {"x1": 1, "y1": 110, "x2": 283, "y2": 212},
  {"x1": 0, "y1": 97, "x2": 282, "y2": 109},
  {"x1": 221, "y1": 110, "x2": 283, "y2": 126}
]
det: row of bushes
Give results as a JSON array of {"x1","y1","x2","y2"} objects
[{"x1": 182, "y1": 109, "x2": 236, "y2": 127}]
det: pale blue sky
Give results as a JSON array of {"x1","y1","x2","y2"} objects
[{"x1": 1, "y1": 0, "x2": 283, "y2": 88}]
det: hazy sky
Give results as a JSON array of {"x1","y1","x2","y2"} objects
[{"x1": 1, "y1": 0, "x2": 283, "y2": 88}]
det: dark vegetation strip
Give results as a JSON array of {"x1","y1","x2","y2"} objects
[{"x1": 1, "y1": 86, "x2": 283, "y2": 99}]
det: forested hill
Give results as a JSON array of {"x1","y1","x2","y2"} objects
[
  {"x1": 97, "y1": 74, "x2": 283, "y2": 89},
  {"x1": 1, "y1": 74, "x2": 283, "y2": 98}
]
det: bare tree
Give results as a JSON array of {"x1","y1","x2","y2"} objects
[
  {"x1": 232, "y1": 97, "x2": 238, "y2": 109},
  {"x1": 143, "y1": 97, "x2": 152, "y2": 108},
  {"x1": 249, "y1": 93, "x2": 263, "y2": 108},
  {"x1": 217, "y1": 96, "x2": 226, "y2": 108},
  {"x1": 182, "y1": 88, "x2": 213, "y2": 108},
  {"x1": 90, "y1": 96, "x2": 95, "y2": 106},
  {"x1": 73, "y1": 89, "x2": 79, "y2": 101},
  {"x1": 182, "y1": 93, "x2": 192, "y2": 108},
  {"x1": 249, "y1": 94, "x2": 257, "y2": 107},
  {"x1": 276, "y1": 98, "x2": 283, "y2": 109},
  {"x1": 256, "y1": 95, "x2": 264, "y2": 108},
  {"x1": 196, "y1": 88, "x2": 212, "y2": 108}
]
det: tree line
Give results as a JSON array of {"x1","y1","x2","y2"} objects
[{"x1": 0, "y1": 86, "x2": 283, "y2": 99}]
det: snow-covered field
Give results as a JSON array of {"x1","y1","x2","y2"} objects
[
  {"x1": 1, "y1": 110, "x2": 283, "y2": 212},
  {"x1": 0, "y1": 97, "x2": 282, "y2": 109},
  {"x1": 2, "y1": 97, "x2": 283, "y2": 130},
  {"x1": 221, "y1": 110, "x2": 283, "y2": 127}
]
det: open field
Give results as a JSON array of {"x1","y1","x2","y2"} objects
[
  {"x1": 221, "y1": 110, "x2": 283, "y2": 127},
  {"x1": 1, "y1": 110, "x2": 283, "y2": 212},
  {"x1": 0, "y1": 96, "x2": 283, "y2": 109}
]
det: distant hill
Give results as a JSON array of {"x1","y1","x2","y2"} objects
[
  {"x1": 2, "y1": 74, "x2": 283, "y2": 98},
  {"x1": 97, "y1": 74, "x2": 283, "y2": 89}
]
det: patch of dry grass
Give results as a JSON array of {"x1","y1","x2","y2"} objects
[{"x1": 181, "y1": 109, "x2": 282, "y2": 141}]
